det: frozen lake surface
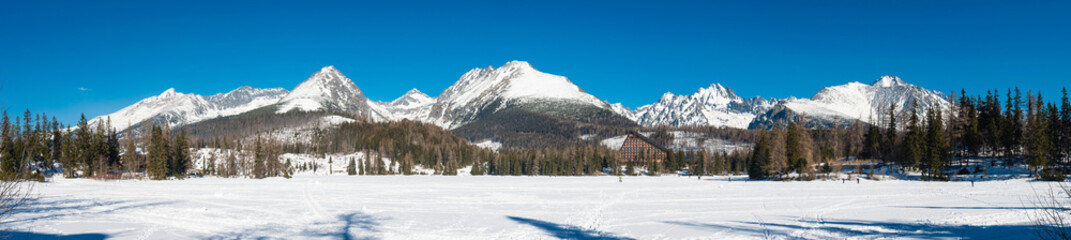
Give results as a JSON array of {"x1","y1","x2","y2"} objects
[{"x1": 3, "y1": 175, "x2": 1059, "y2": 239}]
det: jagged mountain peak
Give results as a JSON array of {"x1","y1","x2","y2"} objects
[
  {"x1": 872, "y1": 75, "x2": 908, "y2": 88},
  {"x1": 157, "y1": 88, "x2": 182, "y2": 98},
  {"x1": 89, "y1": 86, "x2": 289, "y2": 131},
  {"x1": 276, "y1": 66, "x2": 372, "y2": 114},
  {"x1": 391, "y1": 88, "x2": 434, "y2": 107},
  {"x1": 427, "y1": 60, "x2": 613, "y2": 129},
  {"x1": 751, "y1": 76, "x2": 948, "y2": 129},
  {"x1": 632, "y1": 83, "x2": 773, "y2": 128},
  {"x1": 660, "y1": 92, "x2": 677, "y2": 101}
]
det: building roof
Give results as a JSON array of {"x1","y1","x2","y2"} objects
[{"x1": 623, "y1": 131, "x2": 670, "y2": 153}]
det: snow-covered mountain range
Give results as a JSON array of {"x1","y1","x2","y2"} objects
[
  {"x1": 89, "y1": 86, "x2": 288, "y2": 131},
  {"x1": 749, "y1": 76, "x2": 949, "y2": 129},
  {"x1": 425, "y1": 60, "x2": 616, "y2": 129},
  {"x1": 273, "y1": 66, "x2": 393, "y2": 121},
  {"x1": 616, "y1": 83, "x2": 775, "y2": 129},
  {"x1": 90, "y1": 62, "x2": 949, "y2": 133},
  {"x1": 383, "y1": 89, "x2": 435, "y2": 121}
]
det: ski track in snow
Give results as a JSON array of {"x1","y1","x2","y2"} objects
[{"x1": 3, "y1": 176, "x2": 1059, "y2": 239}]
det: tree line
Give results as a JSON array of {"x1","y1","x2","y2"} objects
[{"x1": 746, "y1": 88, "x2": 1071, "y2": 181}]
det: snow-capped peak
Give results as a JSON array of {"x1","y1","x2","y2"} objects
[
  {"x1": 872, "y1": 75, "x2": 908, "y2": 88},
  {"x1": 754, "y1": 75, "x2": 949, "y2": 128},
  {"x1": 89, "y1": 86, "x2": 289, "y2": 131},
  {"x1": 276, "y1": 65, "x2": 371, "y2": 114},
  {"x1": 391, "y1": 89, "x2": 434, "y2": 107},
  {"x1": 632, "y1": 83, "x2": 772, "y2": 128},
  {"x1": 660, "y1": 92, "x2": 676, "y2": 101},
  {"x1": 157, "y1": 88, "x2": 181, "y2": 98},
  {"x1": 426, "y1": 60, "x2": 613, "y2": 129}
]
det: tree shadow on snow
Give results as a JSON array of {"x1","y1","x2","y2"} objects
[
  {"x1": 3, "y1": 196, "x2": 176, "y2": 225},
  {"x1": 304, "y1": 212, "x2": 383, "y2": 240},
  {"x1": 898, "y1": 205, "x2": 1071, "y2": 211},
  {"x1": 507, "y1": 216, "x2": 635, "y2": 240},
  {"x1": 0, "y1": 231, "x2": 109, "y2": 240},
  {"x1": 665, "y1": 219, "x2": 1037, "y2": 239},
  {"x1": 206, "y1": 211, "x2": 385, "y2": 240}
]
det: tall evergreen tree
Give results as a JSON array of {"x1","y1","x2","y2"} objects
[
  {"x1": 884, "y1": 104, "x2": 899, "y2": 163},
  {"x1": 748, "y1": 131, "x2": 771, "y2": 180},
  {"x1": 0, "y1": 111, "x2": 15, "y2": 179},
  {"x1": 252, "y1": 136, "x2": 266, "y2": 179},
  {"x1": 346, "y1": 157, "x2": 357, "y2": 175},
  {"x1": 924, "y1": 106, "x2": 950, "y2": 181},
  {"x1": 903, "y1": 102, "x2": 924, "y2": 170},
  {"x1": 147, "y1": 125, "x2": 169, "y2": 180},
  {"x1": 170, "y1": 129, "x2": 189, "y2": 178}
]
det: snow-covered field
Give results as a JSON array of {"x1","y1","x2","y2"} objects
[{"x1": 3, "y1": 176, "x2": 1061, "y2": 239}]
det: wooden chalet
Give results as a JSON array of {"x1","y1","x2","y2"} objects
[{"x1": 617, "y1": 132, "x2": 668, "y2": 164}]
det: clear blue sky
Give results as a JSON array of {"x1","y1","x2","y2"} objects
[{"x1": 1, "y1": 0, "x2": 1068, "y2": 125}]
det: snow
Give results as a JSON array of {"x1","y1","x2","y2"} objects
[
  {"x1": 276, "y1": 98, "x2": 323, "y2": 113},
  {"x1": 631, "y1": 83, "x2": 773, "y2": 129},
  {"x1": 774, "y1": 76, "x2": 950, "y2": 125},
  {"x1": 473, "y1": 139, "x2": 503, "y2": 151},
  {"x1": 89, "y1": 86, "x2": 289, "y2": 131},
  {"x1": 427, "y1": 61, "x2": 612, "y2": 129},
  {"x1": 274, "y1": 66, "x2": 387, "y2": 121},
  {"x1": 600, "y1": 135, "x2": 628, "y2": 150},
  {"x1": 600, "y1": 131, "x2": 750, "y2": 153},
  {"x1": 7, "y1": 176, "x2": 1058, "y2": 239},
  {"x1": 319, "y1": 115, "x2": 356, "y2": 125}
]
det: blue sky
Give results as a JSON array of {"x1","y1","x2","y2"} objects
[{"x1": 1, "y1": 1, "x2": 1068, "y2": 124}]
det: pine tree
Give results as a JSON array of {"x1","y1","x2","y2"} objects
[
  {"x1": 252, "y1": 136, "x2": 266, "y2": 179},
  {"x1": 924, "y1": 106, "x2": 950, "y2": 181},
  {"x1": 884, "y1": 104, "x2": 899, "y2": 163},
  {"x1": 903, "y1": 102, "x2": 924, "y2": 171},
  {"x1": 748, "y1": 131, "x2": 771, "y2": 180},
  {"x1": 1026, "y1": 92, "x2": 1051, "y2": 177},
  {"x1": 170, "y1": 129, "x2": 189, "y2": 178},
  {"x1": 147, "y1": 125, "x2": 169, "y2": 180},
  {"x1": 122, "y1": 124, "x2": 138, "y2": 174},
  {"x1": 0, "y1": 111, "x2": 15, "y2": 179},
  {"x1": 347, "y1": 157, "x2": 357, "y2": 175},
  {"x1": 1059, "y1": 88, "x2": 1070, "y2": 166}
]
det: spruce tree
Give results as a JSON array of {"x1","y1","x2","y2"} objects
[
  {"x1": 147, "y1": 125, "x2": 169, "y2": 180},
  {"x1": 903, "y1": 102, "x2": 924, "y2": 171},
  {"x1": 924, "y1": 107, "x2": 950, "y2": 181},
  {"x1": 884, "y1": 104, "x2": 899, "y2": 163},
  {"x1": 347, "y1": 157, "x2": 357, "y2": 175},
  {"x1": 748, "y1": 132, "x2": 770, "y2": 180},
  {"x1": 0, "y1": 111, "x2": 15, "y2": 179},
  {"x1": 253, "y1": 136, "x2": 265, "y2": 179},
  {"x1": 170, "y1": 129, "x2": 189, "y2": 178}
]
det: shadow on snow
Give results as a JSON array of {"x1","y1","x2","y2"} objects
[
  {"x1": 508, "y1": 216, "x2": 635, "y2": 240},
  {"x1": 665, "y1": 218, "x2": 1037, "y2": 239},
  {"x1": 0, "y1": 231, "x2": 109, "y2": 240},
  {"x1": 3, "y1": 196, "x2": 176, "y2": 225},
  {"x1": 206, "y1": 211, "x2": 385, "y2": 240}
]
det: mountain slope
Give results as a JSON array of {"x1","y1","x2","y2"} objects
[
  {"x1": 426, "y1": 61, "x2": 619, "y2": 129},
  {"x1": 274, "y1": 66, "x2": 391, "y2": 120},
  {"x1": 89, "y1": 87, "x2": 289, "y2": 131},
  {"x1": 750, "y1": 76, "x2": 949, "y2": 129},
  {"x1": 383, "y1": 89, "x2": 435, "y2": 121},
  {"x1": 626, "y1": 83, "x2": 774, "y2": 129}
]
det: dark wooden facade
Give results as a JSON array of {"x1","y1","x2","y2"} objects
[{"x1": 618, "y1": 132, "x2": 668, "y2": 164}]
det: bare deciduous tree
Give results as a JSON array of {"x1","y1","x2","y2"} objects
[
  {"x1": 1033, "y1": 183, "x2": 1071, "y2": 240},
  {"x1": 0, "y1": 179, "x2": 33, "y2": 224}
]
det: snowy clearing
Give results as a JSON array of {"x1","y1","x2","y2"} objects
[{"x1": 3, "y1": 176, "x2": 1061, "y2": 239}]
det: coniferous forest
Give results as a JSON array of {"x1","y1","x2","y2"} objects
[
  {"x1": 1, "y1": 88, "x2": 1068, "y2": 182},
  {"x1": 748, "y1": 88, "x2": 1071, "y2": 181}
]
